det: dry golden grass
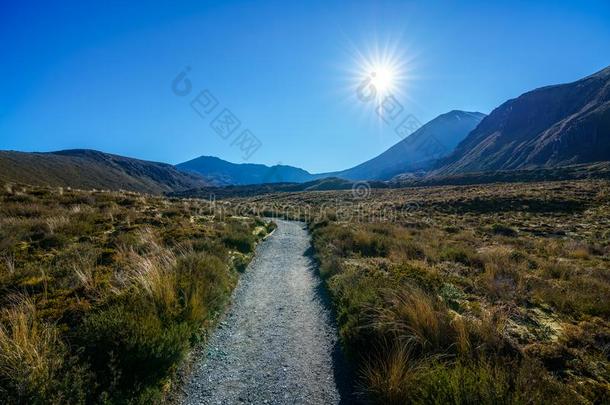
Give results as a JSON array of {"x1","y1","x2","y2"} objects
[
  {"x1": 0, "y1": 295, "x2": 63, "y2": 398},
  {"x1": 369, "y1": 288, "x2": 456, "y2": 352},
  {"x1": 361, "y1": 341, "x2": 422, "y2": 404},
  {"x1": 114, "y1": 231, "x2": 180, "y2": 312},
  {"x1": 235, "y1": 179, "x2": 610, "y2": 403},
  {"x1": 0, "y1": 183, "x2": 271, "y2": 403},
  {"x1": 478, "y1": 246, "x2": 528, "y2": 300}
]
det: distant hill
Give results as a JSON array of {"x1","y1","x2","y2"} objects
[
  {"x1": 171, "y1": 162, "x2": 610, "y2": 199},
  {"x1": 0, "y1": 149, "x2": 209, "y2": 194},
  {"x1": 323, "y1": 110, "x2": 485, "y2": 180},
  {"x1": 435, "y1": 66, "x2": 610, "y2": 175},
  {"x1": 176, "y1": 156, "x2": 316, "y2": 186},
  {"x1": 169, "y1": 177, "x2": 389, "y2": 199}
]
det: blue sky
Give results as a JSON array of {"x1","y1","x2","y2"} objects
[{"x1": 1, "y1": 0, "x2": 609, "y2": 173}]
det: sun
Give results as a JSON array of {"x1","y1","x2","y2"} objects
[
  {"x1": 369, "y1": 65, "x2": 396, "y2": 94},
  {"x1": 353, "y1": 58, "x2": 402, "y2": 105},
  {"x1": 349, "y1": 42, "x2": 412, "y2": 106}
]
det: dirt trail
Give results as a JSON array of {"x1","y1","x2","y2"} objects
[{"x1": 183, "y1": 219, "x2": 351, "y2": 404}]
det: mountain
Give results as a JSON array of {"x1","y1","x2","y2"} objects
[
  {"x1": 435, "y1": 66, "x2": 610, "y2": 175},
  {"x1": 178, "y1": 110, "x2": 485, "y2": 185},
  {"x1": 176, "y1": 156, "x2": 316, "y2": 185},
  {"x1": 0, "y1": 149, "x2": 209, "y2": 194},
  {"x1": 323, "y1": 110, "x2": 485, "y2": 180}
]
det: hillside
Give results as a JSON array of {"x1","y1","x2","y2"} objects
[
  {"x1": 324, "y1": 110, "x2": 485, "y2": 180},
  {"x1": 394, "y1": 161, "x2": 610, "y2": 187},
  {"x1": 435, "y1": 66, "x2": 610, "y2": 174},
  {"x1": 0, "y1": 149, "x2": 208, "y2": 194}
]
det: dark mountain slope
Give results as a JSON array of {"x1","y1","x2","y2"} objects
[
  {"x1": 0, "y1": 149, "x2": 208, "y2": 194},
  {"x1": 435, "y1": 66, "x2": 610, "y2": 174}
]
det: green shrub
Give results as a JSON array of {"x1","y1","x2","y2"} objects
[
  {"x1": 222, "y1": 222, "x2": 256, "y2": 253},
  {"x1": 490, "y1": 223, "x2": 518, "y2": 237},
  {"x1": 80, "y1": 304, "x2": 190, "y2": 401},
  {"x1": 440, "y1": 245, "x2": 480, "y2": 267},
  {"x1": 232, "y1": 253, "x2": 251, "y2": 273},
  {"x1": 408, "y1": 358, "x2": 578, "y2": 405},
  {"x1": 76, "y1": 250, "x2": 235, "y2": 401}
]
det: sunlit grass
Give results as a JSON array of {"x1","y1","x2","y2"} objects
[
  {"x1": 244, "y1": 179, "x2": 610, "y2": 403},
  {"x1": 0, "y1": 182, "x2": 272, "y2": 403}
]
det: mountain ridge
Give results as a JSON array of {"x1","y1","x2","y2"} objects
[
  {"x1": 0, "y1": 149, "x2": 209, "y2": 194},
  {"x1": 4, "y1": 67, "x2": 610, "y2": 191},
  {"x1": 434, "y1": 65, "x2": 610, "y2": 174},
  {"x1": 177, "y1": 110, "x2": 485, "y2": 184},
  {"x1": 321, "y1": 110, "x2": 485, "y2": 180},
  {"x1": 176, "y1": 155, "x2": 315, "y2": 185}
]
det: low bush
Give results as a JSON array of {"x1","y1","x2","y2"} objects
[
  {"x1": 222, "y1": 222, "x2": 256, "y2": 253},
  {"x1": 0, "y1": 185, "x2": 266, "y2": 403},
  {"x1": 490, "y1": 223, "x2": 518, "y2": 237},
  {"x1": 405, "y1": 358, "x2": 578, "y2": 405}
]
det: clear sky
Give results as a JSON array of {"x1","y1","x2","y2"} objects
[{"x1": 1, "y1": 0, "x2": 609, "y2": 173}]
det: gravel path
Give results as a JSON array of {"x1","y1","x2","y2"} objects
[{"x1": 183, "y1": 219, "x2": 352, "y2": 404}]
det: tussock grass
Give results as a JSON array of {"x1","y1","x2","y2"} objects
[
  {"x1": 368, "y1": 288, "x2": 457, "y2": 353},
  {"x1": 247, "y1": 179, "x2": 610, "y2": 403},
  {"x1": 0, "y1": 183, "x2": 270, "y2": 403},
  {"x1": 114, "y1": 231, "x2": 181, "y2": 312},
  {"x1": 478, "y1": 246, "x2": 527, "y2": 300},
  {"x1": 1, "y1": 252, "x2": 15, "y2": 275},
  {"x1": 360, "y1": 340, "x2": 423, "y2": 403},
  {"x1": 0, "y1": 295, "x2": 64, "y2": 401}
]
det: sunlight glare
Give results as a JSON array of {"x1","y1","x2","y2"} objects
[
  {"x1": 370, "y1": 65, "x2": 396, "y2": 94},
  {"x1": 349, "y1": 39, "x2": 414, "y2": 106}
]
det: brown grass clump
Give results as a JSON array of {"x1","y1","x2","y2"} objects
[
  {"x1": 0, "y1": 295, "x2": 64, "y2": 400},
  {"x1": 113, "y1": 229, "x2": 181, "y2": 313},
  {"x1": 369, "y1": 288, "x2": 458, "y2": 353},
  {"x1": 478, "y1": 246, "x2": 528, "y2": 301},
  {"x1": 360, "y1": 341, "x2": 422, "y2": 404}
]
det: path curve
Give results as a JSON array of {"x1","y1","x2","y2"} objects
[{"x1": 183, "y1": 219, "x2": 350, "y2": 404}]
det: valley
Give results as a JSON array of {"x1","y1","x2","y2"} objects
[
  {"x1": 231, "y1": 179, "x2": 610, "y2": 403},
  {"x1": 1, "y1": 178, "x2": 608, "y2": 403},
  {"x1": 2, "y1": 3, "x2": 609, "y2": 403}
]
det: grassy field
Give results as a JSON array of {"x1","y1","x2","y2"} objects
[
  {"x1": 0, "y1": 183, "x2": 273, "y2": 404},
  {"x1": 235, "y1": 179, "x2": 610, "y2": 404},
  {"x1": 1, "y1": 178, "x2": 608, "y2": 404}
]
